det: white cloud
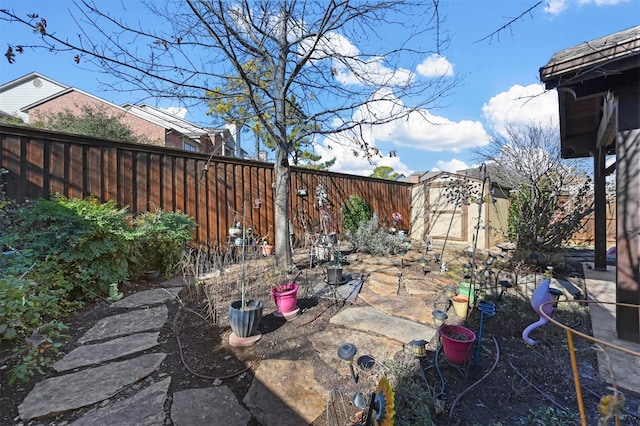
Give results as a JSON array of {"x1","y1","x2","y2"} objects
[
  {"x1": 545, "y1": 0, "x2": 627, "y2": 15},
  {"x1": 302, "y1": 31, "x2": 414, "y2": 87},
  {"x1": 432, "y1": 158, "x2": 470, "y2": 173},
  {"x1": 416, "y1": 54, "x2": 454, "y2": 77},
  {"x1": 370, "y1": 112, "x2": 489, "y2": 153},
  {"x1": 577, "y1": 0, "x2": 629, "y2": 5},
  {"x1": 163, "y1": 106, "x2": 187, "y2": 118},
  {"x1": 544, "y1": 0, "x2": 569, "y2": 15},
  {"x1": 308, "y1": 32, "x2": 360, "y2": 58},
  {"x1": 311, "y1": 90, "x2": 491, "y2": 176},
  {"x1": 343, "y1": 89, "x2": 490, "y2": 153},
  {"x1": 481, "y1": 83, "x2": 558, "y2": 137},
  {"x1": 333, "y1": 55, "x2": 414, "y2": 87},
  {"x1": 313, "y1": 133, "x2": 413, "y2": 177}
]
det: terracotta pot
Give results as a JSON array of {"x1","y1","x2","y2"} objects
[
  {"x1": 451, "y1": 295, "x2": 469, "y2": 317},
  {"x1": 440, "y1": 325, "x2": 476, "y2": 365},
  {"x1": 270, "y1": 283, "x2": 298, "y2": 314},
  {"x1": 261, "y1": 244, "x2": 274, "y2": 256},
  {"x1": 228, "y1": 300, "x2": 263, "y2": 338}
]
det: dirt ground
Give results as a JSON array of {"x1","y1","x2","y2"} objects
[{"x1": 1, "y1": 244, "x2": 640, "y2": 425}]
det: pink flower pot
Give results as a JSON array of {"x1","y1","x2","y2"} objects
[
  {"x1": 440, "y1": 325, "x2": 476, "y2": 365},
  {"x1": 270, "y1": 283, "x2": 298, "y2": 314}
]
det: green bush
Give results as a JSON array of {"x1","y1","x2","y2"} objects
[
  {"x1": 0, "y1": 257, "x2": 80, "y2": 384},
  {"x1": 133, "y1": 209, "x2": 197, "y2": 276},
  {"x1": 3, "y1": 195, "x2": 135, "y2": 299},
  {"x1": 341, "y1": 195, "x2": 371, "y2": 235},
  {"x1": 0, "y1": 195, "x2": 196, "y2": 384},
  {"x1": 350, "y1": 213, "x2": 406, "y2": 256},
  {"x1": 519, "y1": 406, "x2": 577, "y2": 425}
]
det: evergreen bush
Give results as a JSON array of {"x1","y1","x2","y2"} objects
[
  {"x1": 341, "y1": 195, "x2": 371, "y2": 235},
  {"x1": 133, "y1": 209, "x2": 197, "y2": 276}
]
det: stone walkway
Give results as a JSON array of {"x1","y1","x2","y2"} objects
[{"x1": 15, "y1": 250, "x2": 459, "y2": 425}]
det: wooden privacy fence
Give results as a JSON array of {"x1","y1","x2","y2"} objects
[{"x1": 0, "y1": 124, "x2": 412, "y2": 248}]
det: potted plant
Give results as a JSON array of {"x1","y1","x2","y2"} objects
[
  {"x1": 325, "y1": 248, "x2": 345, "y2": 285},
  {"x1": 229, "y1": 221, "x2": 242, "y2": 237},
  {"x1": 228, "y1": 203, "x2": 263, "y2": 343},
  {"x1": 264, "y1": 265, "x2": 299, "y2": 318},
  {"x1": 144, "y1": 268, "x2": 161, "y2": 281},
  {"x1": 390, "y1": 211, "x2": 403, "y2": 234},
  {"x1": 261, "y1": 241, "x2": 274, "y2": 256},
  {"x1": 440, "y1": 324, "x2": 476, "y2": 365},
  {"x1": 270, "y1": 283, "x2": 299, "y2": 317}
]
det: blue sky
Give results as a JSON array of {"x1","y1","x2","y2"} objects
[{"x1": 1, "y1": 0, "x2": 638, "y2": 177}]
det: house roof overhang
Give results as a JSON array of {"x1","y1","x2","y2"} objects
[{"x1": 539, "y1": 26, "x2": 640, "y2": 159}]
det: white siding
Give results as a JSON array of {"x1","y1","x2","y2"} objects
[{"x1": 0, "y1": 75, "x2": 67, "y2": 122}]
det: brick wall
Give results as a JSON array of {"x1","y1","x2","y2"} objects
[{"x1": 28, "y1": 90, "x2": 165, "y2": 146}]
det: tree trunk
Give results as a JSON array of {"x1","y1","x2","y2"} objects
[{"x1": 274, "y1": 149, "x2": 293, "y2": 269}]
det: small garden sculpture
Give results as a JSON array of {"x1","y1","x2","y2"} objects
[{"x1": 522, "y1": 276, "x2": 553, "y2": 345}]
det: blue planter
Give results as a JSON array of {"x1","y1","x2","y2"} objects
[{"x1": 229, "y1": 300, "x2": 263, "y2": 337}]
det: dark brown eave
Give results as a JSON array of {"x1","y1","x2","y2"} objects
[
  {"x1": 540, "y1": 26, "x2": 640, "y2": 159},
  {"x1": 540, "y1": 26, "x2": 640, "y2": 89}
]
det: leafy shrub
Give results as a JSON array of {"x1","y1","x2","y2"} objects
[
  {"x1": 3, "y1": 195, "x2": 135, "y2": 299},
  {"x1": 0, "y1": 257, "x2": 81, "y2": 384},
  {"x1": 0, "y1": 168, "x2": 20, "y2": 243},
  {"x1": 341, "y1": 195, "x2": 371, "y2": 235},
  {"x1": 133, "y1": 209, "x2": 197, "y2": 276},
  {"x1": 31, "y1": 105, "x2": 157, "y2": 144},
  {"x1": 382, "y1": 352, "x2": 439, "y2": 426},
  {"x1": 508, "y1": 175, "x2": 592, "y2": 254},
  {"x1": 350, "y1": 213, "x2": 406, "y2": 256},
  {"x1": 518, "y1": 406, "x2": 577, "y2": 425},
  {"x1": 0, "y1": 195, "x2": 196, "y2": 384}
]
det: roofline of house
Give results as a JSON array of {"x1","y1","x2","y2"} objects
[
  {"x1": 0, "y1": 71, "x2": 69, "y2": 92},
  {"x1": 20, "y1": 87, "x2": 204, "y2": 144}
]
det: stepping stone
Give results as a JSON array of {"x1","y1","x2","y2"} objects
[
  {"x1": 78, "y1": 306, "x2": 168, "y2": 344},
  {"x1": 330, "y1": 306, "x2": 437, "y2": 345},
  {"x1": 308, "y1": 328, "x2": 401, "y2": 376},
  {"x1": 171, "y1": 386, "x2": 250, "y2": 426},
  {"x1": 312, "y1": 278, "x2": 363, "y2": 302},
  {"x1": 18, "y1": 353, "x2": 166, "y2": 420},
  {"x1": 69, "y1": 377, "x2": 170, "y2": 426},
  {"x1": 553, "y1": 278, "x2": 583, "y2": 299},
  {"x1": 53, "y1": 332, "x2": 160, "y2": 372},
  {"x1": 110, "y1": 287, "x2": 181, "y2": 308},
  {"x1": 354, "y1": 254, "x2": 399, "y2": 267},
  {"x1": 358, "y1": 292, "x2": 433, "y2": 324},
  {"x1": 402, "y1": 251, "x2": 426, "y2": 262},
  {"x1": 243, "y1": 359, "x2": 326, "y2": 426},
  {"x1": 403, "y1": 278, "x2": 439, "y2": 296},
  {"x1": 367, "y1": 271, "x2": 402, "y2": 297},
  {"x1": 161, "y1": 276, "x2": 186, "y2": 287}
]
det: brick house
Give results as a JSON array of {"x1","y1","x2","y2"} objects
[
  {"x1": 0, "y1": 72, "x2": 68, "y2": 122},
  {"x1": 1, "y1": 72, "x2": 239, "y2": 156}
]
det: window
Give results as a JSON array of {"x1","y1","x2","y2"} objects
[{"x1": 183, "y1": 141, "x2": 198, "y2": 152}]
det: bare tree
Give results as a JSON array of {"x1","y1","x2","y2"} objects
[
  {"x1": 1, "y1": 1, "x2": 457, "y2": 268},
  {"x1": 475, "y1": 122, "x2": 593, "y2": 253}
]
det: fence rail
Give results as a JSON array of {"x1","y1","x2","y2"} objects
[{"x1": 0, "y1": 125, "x2": 412, "y2": 248}]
